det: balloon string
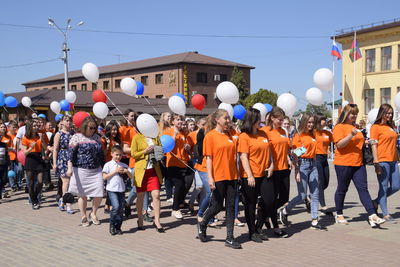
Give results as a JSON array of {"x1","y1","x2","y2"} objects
[
  {"x1": 104, "y1": 93, "x2": 129, "y2": 122},
  {"x1": 28, "y1": 107, "x2": 35, "y2": 113},
  {"x1": 3, "y1": 107, "x2": 8, "y2": 113},
  {"x1": 143, "y1": 97, "x2": 160, "y2": 115},
  {"x1": 170, "y1": 151, "x2": 196, "y2": 172}
]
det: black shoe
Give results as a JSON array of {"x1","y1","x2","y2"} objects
[
  {"x1": 225, "y1": 238, "x2": 242, "y2": 249},
  {"x1": 153, "y1": 222, "x2": 165, "y2": 233},
  {"x1": 256, "y1": 230, "x2": 269, "y2": 241},
  {"x1": 109, "y1": 225, "x2": 117, "y2": 235},
  {"x1": 197, "y1": 222, "x2": 207, "y2": 242},
  {"x1": 320, "y1": 210, "x2": 334, "y2": 216},
  {"x1": 104, "y1": 208, "x2": 110, "y2": 214},
  {"x1": 143, "y1": 213, "x2": 154, "y2": 223},
  {"x1": 137, "y1": 220, "x2": 145, "y2": 231},
  {"x1": 116, "y1": 229, "x2": 123, "y2": 235},
  {"x1": 265, "y1": 221, "x2": 271, "y2": 229},
  {"x1": 311, "y1": 221, "x2": 327, "y2": 230},
  {"x1": 250, "y1": 233, "x2": 263, "y2": 243},
  {"x1": 124, "y1": 204, "x2": 131, "y2": 218},
  {"x1": 32, "y1": 203, "x2": 40, "y2": 210},
  {"x1": 305, "y1": 198, "x2": 311, "y2": 213},
  {"x1": 47, "y1": 183, "x2": 54, "y2": 191},
  {"x1": 279, "y1": 208, "x2": 290, "y2": 226},
  {"x1": 274, "y1": 229, "x2": 289, "y2": 238}
]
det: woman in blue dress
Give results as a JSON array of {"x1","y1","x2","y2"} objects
[{"x1": 53, "y1": 116, "x2": 75, "y2": 213}]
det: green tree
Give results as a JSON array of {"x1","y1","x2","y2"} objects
[
  {"x1": 242, "y1": 89, "x2": 278, "y2": 109},
  {"x1": 305, "y1": 103, "x2": 332, "y2": 117},
  {"x1": 230, "y1": 66, "x2": 247, "y2": 103}
]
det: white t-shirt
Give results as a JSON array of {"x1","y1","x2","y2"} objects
[
  {"x1": 16, "y1": 126, "x2": 26, "y2": 140},
  {"x1": 102, "y1": 160, "x2": 128, "y2": 192}
]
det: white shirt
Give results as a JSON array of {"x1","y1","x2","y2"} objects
[
  {"x1": 16, "y1": 126, "x2": 26, "y2": 140},
  {"x1": 102, "y1": 160, "x2": 128, "y2": 192}
]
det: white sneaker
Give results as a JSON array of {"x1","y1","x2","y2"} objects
[
  {"x1": 171, "y1": 210, "x2": 183, "y2": 219},
  {"x1": 167, "y1": 198, "x2": 173, "y2": 203}
]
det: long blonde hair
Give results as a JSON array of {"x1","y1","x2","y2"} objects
[
  {"x1": 205, "y1": 109, "x2": 228, "y2": 134},
  {"x1": 158, "y1": 112, "x2": 171, "y2": 136},
  {"x1": 297, "y1": 113, "x2": 315, "y2": 135},
  {"x1": 337, "y1": 104, "x2": 359, "y2": 124}
]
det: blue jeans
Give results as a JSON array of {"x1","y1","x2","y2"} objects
[
  {"x1": 108, "y1": 191, "x2": 125, "y2": 229},
  {"x1": 286, "y1": 159, "x2": 319, "y2": 219},
  {"x1": 197, "y1": 171, "x2": 212, "y2": 218},
  {"x1": 375, "y1": 161, "x2": 400, "y2": 216},
  {"x1": 9, "y1": 161, "x2": 22, "y2": 189}
]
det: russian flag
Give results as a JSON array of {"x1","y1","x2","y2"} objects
[{"x1": 331, "y1": 40, "x2": 341, "y2": 60}]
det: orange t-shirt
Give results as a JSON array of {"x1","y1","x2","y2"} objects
[
  {"x1": 164, "y1": 128, "x2": 192, "y2": 168},
  {"x1": 119, "y1": 125, "x2": 137, "y2": 168},
  {"x1": 261, "y1": 126, "x2": 290, "y2": 171},
  {"x1": 238, "y1": 131, "x2": 271, "y2": 178},
  {"x1": 1, "y1": 134, "x2": 16, "y2": 161},
  {"x1": 22, "y1": 136, "x2": 43, "y2": 153},
  {"x1": 315, "y1": 130, "x2": 333, "y2": 155},
  {"x1": 333, "y1": 123, "x2": 364, "y2": 166},
  {"x1": 102, "y1": 138, "x2": 120, "y2": 162},
  {"x1": 187, "y1": 131, "x2": 198, "y2": 146},
  {"x1": 292, "y1": 133, "x2": 317, "y2": 159},
  {"x1": 194, "y1": 157, "x2": 207, "y2": 172},
  {"x1": 203, "y1": 129, "x2": 237, "y2": 182},
  {"x1": 370, "y1": 124, "x2": 399, "y2": 162}
]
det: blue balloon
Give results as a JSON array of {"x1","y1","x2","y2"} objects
[
  {"x1": 173, "y1": 93, "x2": 186, "y2": 102},
  {"x1": 7, "y1": 170, "x2": 16, "y2": 178},
  {"x1": 264, "y1": 103, "x2": 273, "y2": 113},
  {"x1": 60, "y1": 99, "x2": 70, "y2": 111},
  {"x1": 38, "y1": 114, "x2": 46, "y2": 119},
  {"x1": 136, "y1": 81, "x2": 145, "y2": 95},
  {"x1": 0, "y1": 92, "x2": 4, "y2": 106},
  {"x1": 5, "y1": 96, "x2": 17, "y2": 108},
  {"x1": 55, "y1": 114, "x2": 64, "y2": 122},
  {"x1": 233, "y1": 104, "x2": 246, "y2": 120},
  {"x1": 160, "y1": 135, "x2": 175, "y2": 153}
]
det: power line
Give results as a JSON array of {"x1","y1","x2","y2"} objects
[
  {"x1": 0, "y1": 22, "x2": 329, "y2": 39},
  {"x1": 0, "y1": 57, "x2": 60, "y2": 69}
]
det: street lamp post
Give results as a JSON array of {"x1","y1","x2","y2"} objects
[{"x1": 48, "y1": 18, "x2": 84, "y2": 97}]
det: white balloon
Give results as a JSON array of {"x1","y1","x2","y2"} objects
[
  {"x1": 342, "y1": 100, "x2": 349, "y2": 107},
  {"x1": 367, "y1": 108, "x2": 379, "y2": 124},
  {"x1": 305, "y1": 87, "x2": 324, "y2": 106},
  {"x1": 218, "y1": 103, "x2": 233, "y2": 119},
  {"x1": 277, "y1": 93, "x2": 298, "y2": 117},
  {"x1": 93, "y1": 102, "x2": 109, "y2": 119},
  {"x1": 395, "y1": 92, "x2": 400, "y2": 111},
  {"x1": 313, "y1": 68, "x2": 334, "y2": 91},
  {"x1": 21, "y1": 96, "x2": 32, "y2": 107},
  {"x1": 65, "y1": 91, "x2": 77, "y2": 103},
  {"x1": 50, "y1": 101, "x2": 61, "y2": 114},
  {"x1": 136, "y1": 113, "x2": 158, "y2": 138},
  {"x1": 252, "y1": 103, "x2": 268, "y2": 122},
  {"x1": 120, "y1": 77, "x2": 137, "y2": 96},
  {"x1": 82, "y1": 63, "x2": 99, "y2": 83},
  {"x1": 168, "y1": 95, "x2": 186, "y2": 115},
  {"x1": 216, "y1": 81, "x2": 239, "y2": 104}
]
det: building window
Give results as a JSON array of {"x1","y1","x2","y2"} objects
[
  {"x1": 115, "y1": 79, "x2": 121, "y2": 89},
  {"x1": 155, "y1": 74, "x2": 163, "y2": 84},
  {"x1": 156, "y1": 95, "x2": 164, "y2": 99},
  {"x1": 364, "y1": 89, "x2": 374, "y2": 115},
  {"x1": 197, "y1": 72, "x2": 208, "y2": 83},
  {"x1": 92, "y1": 83, "x2": 97, "y2": 90},
  {"x1": 71, "y1": 85, "x2": 77, "y2": 91},
  {"x1": 380, "y1": 87, "x2": 391, "y2": 105},
  {"x1": 365, "y1": 49, "x2": 375, "y2": 73},
  {"x1": 103, "y1": 80, "x2": 109, "y2": 90},
  {"x1": 81, "y1": 84, "x2": 87, "y2": 91},
  {"x1": 220, "y1": 74, "x2": 228, "y2": 81},
  {"x1": 202, "y1": 94, "x2": 208, "y2": 104},
  {"x1": 381, "y1": 46, "x2": 392, "y2": 71},
  {"x1": 141, "y1": 76, "x2": 148, "y2": 85},
  {"x1": 52, "y1": 87, "x2": 57, "y2": 90}
]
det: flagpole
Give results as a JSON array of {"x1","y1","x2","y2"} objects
[
  {"x1": 353, "y1": 31, "x2": 356, "y2": 103},
  {"x1": 332, "y1": 36, "x2": 336, "y2": 124}
]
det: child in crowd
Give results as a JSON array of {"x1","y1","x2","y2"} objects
[{"x1": 102, "y1": 145, "x2": 132, "y2": 235}]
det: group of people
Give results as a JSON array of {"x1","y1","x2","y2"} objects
[{"x1": 0, "y1": 102, "x2": 399, "y2": 249}]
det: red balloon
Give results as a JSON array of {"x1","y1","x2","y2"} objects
[
  {"x1": 17, "y1": 150, "x2": 26, "y2": 166},
  {"x1": 73, "y1": 111, "x2": 90, "y2": 128},
  {"x1": 191, "y1": 94, "x2": 206, "y2": 111},
  {"x1": 92, "y1": 90, "x2": 107, "y2": 103}
]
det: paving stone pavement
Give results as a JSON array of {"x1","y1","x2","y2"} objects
[{"x1": 1, "y1": 163, "x2": 400, "y2": 266}]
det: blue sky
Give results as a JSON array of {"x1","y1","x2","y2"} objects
[{"x1": 1, "y1": 0, "x2": 400, "y2": 109}]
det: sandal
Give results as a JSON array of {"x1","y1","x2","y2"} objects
[
  {"x1": 89, "y1": 213, "x2": 101, "y2": 225},
  {"x1": 335, "y1": 215, "x2": 349, "y2": 225}
]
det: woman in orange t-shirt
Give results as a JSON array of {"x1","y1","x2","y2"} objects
[
  {"x1": 196, "y1": 109, "x2": 241, "y2": 249},
  {"x1": 238, "y1": 108, "x2": 276, "y2": 242},
  {"x1": 21, "y1": 119, "x2": 47, "y2": 210},
  {"x1": 164, "y1": 114, "x2": 192, "y2": 220},
  {"x1": 279, "y1": 113, "x2": 325, "y2": 230},
  {"x1": 333, "y1": 104, "x2": 384, "y2": 227},
  {"x1": 315, "y1": 115, "x2": 334, "y2": 215},
  {"x1": 370, "y1": 104, "x2": 400, "y2": 223},
  {"x1": 6, "y1": 121, "x2": 21, "y2": 191}
]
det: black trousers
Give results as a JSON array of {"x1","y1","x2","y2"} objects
[
  {"x1": 272, "y1": 169, "x2": 290, "y2": 209},
  {"x1": 0, "y1": 166, "x2": 7, "y2": 199},
  {"x1": 167, "y1": 167, "x2": 188, "y2": 211},
  {"x1": 26, "y1": 170, "x2": 43, "y2": 205},
  {"x1": 316, "y1": 154, "x2": 330, "y2": 207},
  {"x1": 242, "y1": 177, "x2": 277, "y2": 233},
  {"x1": 201, "y1": 180, "x2": 237, "y2": 239}
]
